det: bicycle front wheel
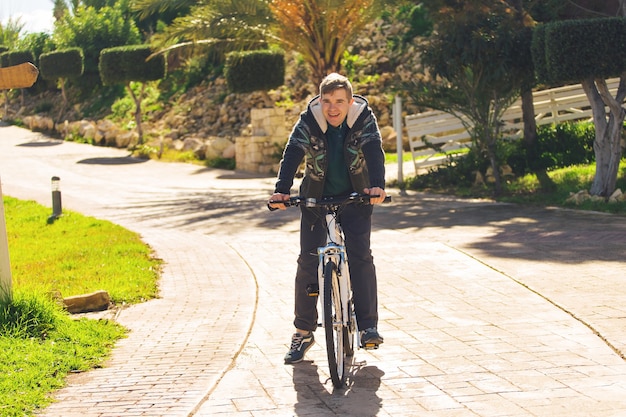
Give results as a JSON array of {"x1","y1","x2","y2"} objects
[{"x1": 324, "y1": 260, "x2": 348, "y2": 388}]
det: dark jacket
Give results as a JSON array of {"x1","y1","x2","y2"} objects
[{"x1": 274, "y1": 94, "x2": 385, "y2": 199}]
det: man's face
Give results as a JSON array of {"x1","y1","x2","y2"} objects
[{"x1": 321, "y1": 88, "x2": 354, "y2": 127}]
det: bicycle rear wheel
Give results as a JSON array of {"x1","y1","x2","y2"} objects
[{"x1": 324, "y1": 260, "x2": 348, "y2": 388}]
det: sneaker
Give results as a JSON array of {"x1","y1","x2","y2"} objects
[
  {"x1": 360, "y1": 327, "x2": 383, "y2": 349},
  {"x1": 284, "y1": 331, "x2": 315, "y2": 364}
]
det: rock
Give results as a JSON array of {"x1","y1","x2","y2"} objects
[
  {"x1": 63, "y1": 290, "x2": 111, "y2": 314},
  {"x1": 78, "y1": 120, "x2": 96, "y2": 139},
  {"x1": 182, "y1": 137, "x2": 204, "y2": 153},
  {"x1": 211, "y1": 137, "x2": 235, "y2": 153},
  {"x1": 115, "y1": 131, "x2": 137, "y2": 148},
  {"x1": 566, "y1": 190, "x2": 590, "y2": 205},
  {"x1": 222, "y1": 143, "x2": 236, "y2": 159},
  {"x1": 380, "y1": 125, "x2": 397, "y2": 152},
  {"x1": 609, "y1": 188, "x2": 623, "y2": 203}
]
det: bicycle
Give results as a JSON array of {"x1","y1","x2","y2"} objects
[{"x1": 269, "y1": 192, "x2": 390, "y2": 388}]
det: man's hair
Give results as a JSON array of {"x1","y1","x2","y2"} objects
[{"x1": 319, "y1": 73, "x2": 353, "y2": 98}]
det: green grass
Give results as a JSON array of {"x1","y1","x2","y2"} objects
[
  {"x1": 0, "y1": 197, "x2": 161, "y2": 416},
  {"x1": 4, "y1": 197, "x2": 160, "y2": 303},
  {"x1": 385, "y1": 148, "x2": 468, "y2": 164},
  {"x1": 499, "y1": 163, "x2": 626, "y2": 214},
  {"x1": 0, "y1": 293, "x2": 127, "y2": 416},
  {"x1": 400, "y1": 158, "x2": 626, "y2": 215}
]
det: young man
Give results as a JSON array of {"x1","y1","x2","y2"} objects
[{"x1": 268, "y1": 73, "x2": 387, "y2": 364}]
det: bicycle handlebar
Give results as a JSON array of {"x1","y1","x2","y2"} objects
[{"x1": 268, "y1": 193, "x2": 391, "y2": 211}]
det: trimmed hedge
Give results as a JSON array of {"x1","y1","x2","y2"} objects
[
  {"x1": 39, "y1": 48, "x2": 84, "y2": 80},
  {"x1": 534, "y1": 18, "x2": 626, "y2": 84},
  {"x1": 225, "y1": 49, "x2": 285, "y2": 93},
  {"x1": 2, "y1": 50, "x2": 35, "y2": 67},
  {"x1": 0, "y1": 46, "x2": 8, "y2": 64},
  {"x1": 99, "y1": 45, "x2": 166, "y2": 86}
]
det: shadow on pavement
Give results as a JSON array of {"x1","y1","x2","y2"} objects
[
  {"x1": 105, "y1": 188, "x2": 626, "y2": 266},
  {"x1": 78, "y1": 156, "x2": 147, "y2": 165},
  {"x1": 293, "y1": 361, "x2": 383, "y2": 416},
  {"x1": 376, "y1": 194, "x2": 626, "y2": 265},
  {"x1": 17, "y1": 140, "x2": 63, "y2": 147}
]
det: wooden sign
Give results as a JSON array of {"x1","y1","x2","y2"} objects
[{"x1": 0, "y1": 62, "x2": 39, "y2": 90}]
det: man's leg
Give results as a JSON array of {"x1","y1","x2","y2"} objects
[
  {"x1": 285, "y1": 208, "x2": 325, "y2": 364},
  {"x1": 293, "y1": 207, "x2": 326, "y2": 332},
  {"x1": 341, "y1": 204, "x2": 378, "y2": 331}
]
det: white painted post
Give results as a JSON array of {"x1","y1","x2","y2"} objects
[
  {"x1": 393, "y1": 95, "x2": 404, "y2": 184},
  {"x1": 0, "y1": 179, "x2": 13, "y2": 303}
]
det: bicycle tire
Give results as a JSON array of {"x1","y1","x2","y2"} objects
[
  {"x1": 324, "y1": 260, "x2": 347, "y2": 388},
  {"x1": 344, "y1": 297, "x2": 355, "y2": 357}
]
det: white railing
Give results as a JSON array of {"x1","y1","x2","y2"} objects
[{"x1": 404, "y1": 78, "x2": 621, "y2": 173}]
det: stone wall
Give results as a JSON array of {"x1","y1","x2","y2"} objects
[{"x1": 235, "y1": 108, "x2": 287, "y2": 175}]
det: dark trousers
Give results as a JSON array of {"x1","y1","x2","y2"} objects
[{"x1": 293, "y1": 203, "x2": 378, "y2": 332}]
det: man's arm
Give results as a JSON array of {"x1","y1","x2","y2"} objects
[
  {"x1": 362, "y1": 140, "x2": 386, "y2": 190},
  {"x1": 274, "y1": 145, "x2": 305, "y2": 194}
]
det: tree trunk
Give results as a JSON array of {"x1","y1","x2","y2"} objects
[
  {"x1": 582, "y1": 76, "x2": 626, "y2": 197},
  {"x1": 126, "y1": 82, "x2": 145, "y2": 146},
  {"x1": 488, "y1": 140, "x2": 502, "y2": 196},
  {"x1": 56, "y1": 78, "x2": 67, "y2": 123},
  {"x1": 521, "y1": 87, "x2": 557, "y2": 191}
]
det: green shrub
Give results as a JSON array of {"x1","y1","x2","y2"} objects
[
  {"x1": 507, "y1": 121, "x2": 596, "y2": 175},
  {"x1": 54, "y1": 4, "x2": 142, "y2": 95},
  {"x1": 206, "y1": 157, "x2": 236, "y2": 170},
  {"x1": 99, "y1": 45, "x2": 166, "y2": 86},
  {"x1": 39, "y1": 48, "x2": 84, "y2": 81},
  {"x1": 405, "y1": 148, "x2": 485, "y2": 191},
  {"x1": 538, "y1": 18, "x2": 626, "y2": 83},
  {"x1": 4, "y1": 50, "x2": 35, "y2": 66},
  {"x1": 225, "y1": 49, "x2": 285, "y2": 93},
  {"x1": 406, "y1": 120, "x2": 597, "y2": 192}
]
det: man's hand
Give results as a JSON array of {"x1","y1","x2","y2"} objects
[
  {"x1": 268, "y1": 193, "x2": 290, "y2": 210},
  {"x1": 363, "y1": 187, "x2": 386, "y2": 204}
]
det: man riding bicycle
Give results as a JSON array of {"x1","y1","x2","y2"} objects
[{"x1": 268, "y1": 73, "x2": 387, "y2": 364}]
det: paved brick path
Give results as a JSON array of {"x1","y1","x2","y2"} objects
[{"x1": 2, "y1": 124, "x2": 626, "y2": 416}]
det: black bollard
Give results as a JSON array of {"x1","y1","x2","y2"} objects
[{"x1": 47, "y1": 176, "x2": 62, "y2": 224}]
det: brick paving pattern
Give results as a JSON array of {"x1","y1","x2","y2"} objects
[{"x1": 1, "y1": 123, "x2": 626, "y2": 416}]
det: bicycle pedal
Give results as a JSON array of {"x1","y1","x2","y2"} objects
[
  {"x1": 362, "y1": 343, "x2": 379, "y2": 350},
  {"x1": 306, "y1": 284, "x2": 319, "y2": 297}
]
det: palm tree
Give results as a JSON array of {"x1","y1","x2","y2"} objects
[
  {"x1": 269, "y1": 0, "x2": 383, "y2": 84},
  {"x1": 0, "y1": 18, "x2": 24, "y2": 47},
  {"x1": 134, "y1": 0, "x2": 272, "y2": 66},
  {"x1": 133, "y1": 0, "x2": 395, "y2": 84}
]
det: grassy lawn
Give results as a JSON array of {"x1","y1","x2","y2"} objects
[
  {"x1": 4, "y1": 197, "x2": 159, "y2": 303},
  {"x1": 498, "y1": 163, "x2": 626, "y2": 214},
  {"x1": 392, "y1": 150, "x2": 626, "y2": 215},
  {"x1": 1, "y1": 197, "x2": 161, "y2": 416}
]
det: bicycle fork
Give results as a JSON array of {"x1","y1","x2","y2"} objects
[{"x1": 316, "y1": 247, "x2": 358, "y2": 341}]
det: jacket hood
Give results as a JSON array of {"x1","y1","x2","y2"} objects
[{"x1": 308, "y1": 94, "x2": 369, "y2": 133}]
